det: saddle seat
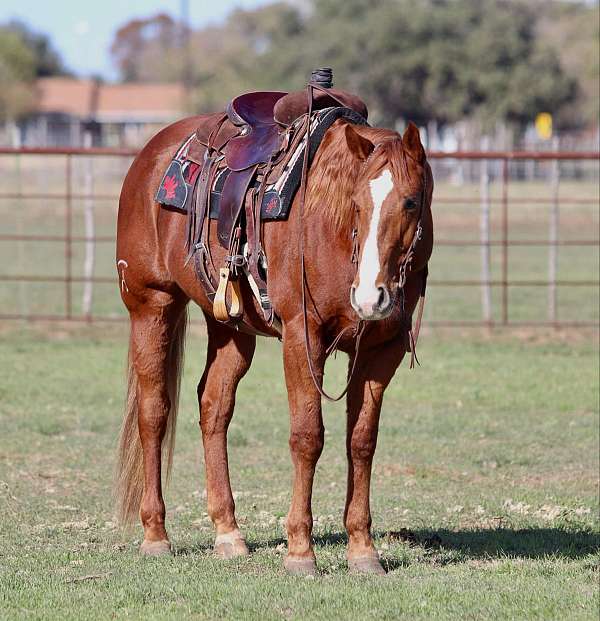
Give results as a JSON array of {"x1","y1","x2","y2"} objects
[
  {"x1": 223, "y1": 87, "x2": 369, "y2": 172},
  {"x1": 225, "y1": 91, "x2": 287, "y2": 171}
]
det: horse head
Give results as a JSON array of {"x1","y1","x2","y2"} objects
[{"x1": 346, "y1": 122, "x2": 433, "y2": 320}]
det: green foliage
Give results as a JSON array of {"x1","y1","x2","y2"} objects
[
  {"x1": 536, "y1": 1, "x2": 600, "y2": 126},
  {"x1": 0, "y1": 27, "x2": 36, "y2": 120},
  {"x1": 277, "y1": 0, "x2": 576, "y2": 127},
  {"x1": 0, "y1": 21, "x2": 69, "y2": 121},
  {"x1": 6, "y1": 19, "x2": 69, "y2": 77},
  {"x1": 107, "y1": 0, "x2": 592, "y2": 128}
]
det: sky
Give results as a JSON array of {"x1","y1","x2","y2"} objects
[{"x1": 0, "y1": 0, "x2": 271, "y2": 81}]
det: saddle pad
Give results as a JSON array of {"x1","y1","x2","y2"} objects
[
  {"x1": 155, "y1": 134, "x2": 201, "y2": 212},
  {"x1": 156, "y1": 106, "x2": 368, "y2": 221}
]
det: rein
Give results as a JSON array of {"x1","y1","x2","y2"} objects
[
  {"x1": 297, "y1": 84, "x2": 428, "y2": 401},
  {"x1": 298, "y1": 84, "x2": 365, "y2": 402}
]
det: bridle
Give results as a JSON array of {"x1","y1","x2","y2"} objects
[
  {"x1": 298, "y1": 84, "x2": 429, "y2": 402},
  {"x1": 351, "y1": 146, "x2": 429, "y2": 369}
]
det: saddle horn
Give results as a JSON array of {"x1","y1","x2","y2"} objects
[{"x1": 310, "y1": 67, "x2": 333, "y2": 89}]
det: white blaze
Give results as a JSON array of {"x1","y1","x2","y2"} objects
[{"x1": 354, "y1": 168, "x2": 393, "y2": 309}]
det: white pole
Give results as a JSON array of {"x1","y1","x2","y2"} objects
[
  {"x1": 12, "y1": 123, "x2": 28, "y2": 320},
  {"x1": 480, "y1": 136, "x2": 492, "y2": 325},
  {"x1": 548, "y1": 136, "x2": 560, "y2": 324},
  {"x1": 82, "y1": 131, "x2": 95, "y2": 319}
]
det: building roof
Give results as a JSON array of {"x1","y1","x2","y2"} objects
[
  {"x1": 35, "y1": 78, "x2": 96, "y2": 118},
  {"x1": 34, "y1": 78, "x2": 185, "y2": 123},
  {"x1": 95, "y1": 83, "x2": 184, "y2": 122}
]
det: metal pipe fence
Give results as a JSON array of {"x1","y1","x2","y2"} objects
[{"x1": 0, "y1": 146, "x2": 598, "y2": 328}]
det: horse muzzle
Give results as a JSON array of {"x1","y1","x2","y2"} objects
[{"x1": 350, "y1": 282, "x2": 393, "y2": 320}]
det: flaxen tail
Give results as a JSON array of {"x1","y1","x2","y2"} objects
[{"x1": 114, "y1": 310, "x2": 188, "y2": 524}]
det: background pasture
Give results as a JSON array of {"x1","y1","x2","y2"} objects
[{"x1": 0, "y1": 326, "x2": 598, "y2": 619}]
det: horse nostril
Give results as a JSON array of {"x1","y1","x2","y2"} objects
[{"x1": 376, "y1": 285, "x2": 390, "y2": 310}]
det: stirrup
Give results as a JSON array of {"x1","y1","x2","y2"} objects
[{"x1": 213, "y1": 267, "x2": 244, "y2": 321}]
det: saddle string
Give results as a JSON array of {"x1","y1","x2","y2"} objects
[{"x1": 298, "y1": 83, "x2": 367, "y2": 403}]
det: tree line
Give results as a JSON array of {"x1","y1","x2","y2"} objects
[
  {"x1": 109, "y1": 0, "x2": 598, "y2": 130},
  {"x1": 1, "y1": 1, "x2": 598, "y2": 130}
]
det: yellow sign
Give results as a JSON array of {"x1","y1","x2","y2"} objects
[{"x1": 535, "y1": 112, "x2": 553, "y2": 140}]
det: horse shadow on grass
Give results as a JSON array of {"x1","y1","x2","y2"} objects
[
  {"x1": 399, "y1": 527, "x2": 599, "y2": 561},
  {"x1": 258, "y1": 527, "x2": 598, "y2": 568},
  {"x1": 174, "y1": 527, "x2": 598, "y2": 567}
]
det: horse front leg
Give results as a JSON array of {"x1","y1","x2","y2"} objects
[
  {"x1": 282, "y1": 319, "x2": 324, "y2": 575},
  {"x1": 198, "y1": 316, "x2": 255, "y2": 558},
  {"x1": 344, "y1": 337, "x2": 406, "y2": 574}
]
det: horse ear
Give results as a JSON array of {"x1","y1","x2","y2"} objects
[
  {"x1": 344, "y1": 124, "x2": 374, "y2": 161},
  {"x1": 402, "y1": 122, "x2": 425, "y2": 162}
]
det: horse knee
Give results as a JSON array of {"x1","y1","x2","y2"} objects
[{"x1": 289, "y1": 415, "x2": 324, "y2": 463}]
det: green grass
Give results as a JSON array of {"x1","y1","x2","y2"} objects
[{"x1": 0, "y1": 325, "x2": 598, "y2": 620}]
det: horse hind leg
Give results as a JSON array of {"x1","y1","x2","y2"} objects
[
  {"x1": 115, "y1": 288, "x2": 188, "y2": 556},
  {"x1": 198, "y1": 316, "x2": 256, "y2": 559}
]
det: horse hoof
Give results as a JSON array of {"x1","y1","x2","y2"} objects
[
  {"x1": 140, "y1": 539, "x2": 172, "y2": 557},
  {"x1": 214, "y1": 531, "x2": 249, "y2": 559},
  {"x1": 284, "y1": 556, "x2": 317, "y2": 576},
  {"x1": 348, "y1": 553, "x2": 386, "y2": 575}
]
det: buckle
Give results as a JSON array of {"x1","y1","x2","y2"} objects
[{"x1": 226, "y1": 254, "x2": 246, "y2": 268}]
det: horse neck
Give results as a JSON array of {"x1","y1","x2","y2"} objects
[
  {"x1": 303, "y1": 134, "x2": 361, "y2": 236},
  {"x1": 296, "y1": 156, "x2": 359, "y2": 314}
]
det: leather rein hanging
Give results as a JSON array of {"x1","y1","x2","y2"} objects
[{"x1": 297, "y1": 84, "x2": 428, "y2": 402}]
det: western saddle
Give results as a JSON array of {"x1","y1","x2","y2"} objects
[{"x1": 156, "y1": 68, "x2": 368, "y2": 335}]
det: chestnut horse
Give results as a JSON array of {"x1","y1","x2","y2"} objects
[{"x1": 115, "y1": 115, "x2": 433, "y2": 575}]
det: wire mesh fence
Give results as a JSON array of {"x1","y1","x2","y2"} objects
[{"x1": 0, "y1": 146, "x2": 598, "y2": 328}]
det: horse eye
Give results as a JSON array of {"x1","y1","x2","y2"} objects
[{"x1": 404, "y1": 198, "x2": 417, "y2": 210}]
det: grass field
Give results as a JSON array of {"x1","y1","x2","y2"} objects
[{"x1": 0, "y1": 324, "x2": 598, "y2": 620}]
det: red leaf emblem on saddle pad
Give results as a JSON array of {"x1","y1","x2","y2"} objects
[
  {"x1": 266, "y1": 196, "x2": 278, "y2": 213},
  {"x1": 163, "y1": 174, "x2": 178, "y2": 200}
]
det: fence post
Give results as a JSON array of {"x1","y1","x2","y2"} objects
[
  {"x1": 548, "y1": 137, "x2": 560, "y2": 325},
  {"x1": 501, "y1": 157, "x2": 509, "y2": 325},
  {"x1": 82, "y1": 132, "x2": 95, "y2": 320},
  {"x1": 12, "y1": 128, "x2": 28, "y2": 320},
  {"x1": 479, "y1": 137, "x2": 492, "y2": 326},
  {"x1": 65, "y1": 155, "x2": 72, "y2": 319}
]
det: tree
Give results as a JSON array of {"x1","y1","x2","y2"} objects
[
  {"x1": 110, "y1": 13, "x2": 182, "y2": 83},
  {"x1": 6, "y1": 20, "x2": 69, "y2": 77},
  {"x1": 300, "y1": 0, "x2": 575, "y2": 127},
  {"x1": 108, "y1": 0, "x2": 594, "y2": 129},
  {"x1": 0, "y1": 27, "x2": 36, "y2": 121},
  {"x1": 535, "y1": 0, "x2": 600, "y2": 127}
]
